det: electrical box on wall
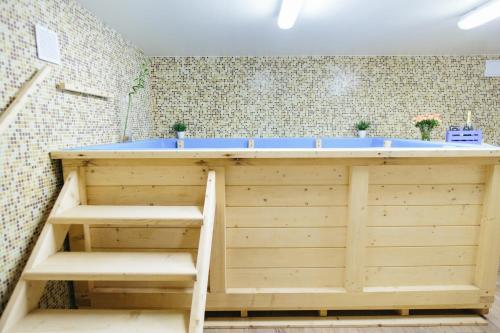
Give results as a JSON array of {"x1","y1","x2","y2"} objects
[
  {"x1": 485, "y1": 60, "x2": 500, "y2": 77},
  {"x1": 35, "y1": 24, "x2": 60, "y2": 64}
]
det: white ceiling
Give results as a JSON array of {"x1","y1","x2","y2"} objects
[{"x1": 77, "y1": 0, "x2": 500, "y2": 56}]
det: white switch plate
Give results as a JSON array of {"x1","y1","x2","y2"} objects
[
  {"x1": 485, "y1": 60, "x2": 500, "y2": 77},
  {"x1": 35, "y1": 24, "x2": 60, "y2": 64}
]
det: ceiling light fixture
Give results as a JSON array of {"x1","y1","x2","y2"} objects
[
  {"x1": 458, "y1": 0, "x2": 500, "y2": 30},
  {"x1": 278, "y1": 0, "x2": 304, "y2": 29}
]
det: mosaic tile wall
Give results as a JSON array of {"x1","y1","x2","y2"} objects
[
  {"x1": 0, "y1": 0, "x2": 153, "y2": 312},
  {"x1": 151, "y1": 56, "x2": 499, "y2": 145}
]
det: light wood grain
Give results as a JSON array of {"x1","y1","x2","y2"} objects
[
  {"x1": 86, "y1": 166, "x2": 207, "y2": 185},
  {"x1": 51, "y1": 205, "x2": 203, "y2": 227},
  {"x1": 345, "y1": 166, "x2": 369, "y2": 291},
  {"x1": 10, "y1": 309, "x2": 188, "y2": 333},
  {"x1": 190, "y1": 170, "x2": 217, "y2": 333},
  {"x1": 89, "y1": 227, "x2": 200, "y2": 249},
  {"x1": 50, "y1": 147, "x2": 500, "y2": 160},
  {"x1": 227, "y1": 268, "x2": 344, "y2": 288},
  {"x1": 56, "y1": 158, "x2": 500, "y2": 315},
  {"x1": 226, "y1": 185, "x2": 348, "y2": 206},
  {"x1": 369, "y1": 165, "x2": 486, "y2": 184},
  {"x1": 365, "y1": 266, "x2": 475, "y2": 286},
  {"x1": 209, "y1": 168, "x2": 226, "y2": 293},
  {"x1": 204, "y1": 315, "x2": 487, "y2": 329},
  {"x1": 369, "y1": 184, "x2": 484, "y2": 205},
  {"x1": 226, "y1": 207, "x2": 347, "y2": 227},
  {"x1": 474, "y1": 165, "x2": 500, "y2": 296},
  {"x1": 225, "y1": 165, "x2": 348, "y2": 185},
  {"x1": 90, "y1": 285, "x2": 482, "y2": 310},
  {"x1": 368, "y1": 205, "x2": 482, "y2": 226},
  {"x1": 24, "y1": 252, "x2": 197, "y2": 281},
  {"x1": 87, "y1": 185, "x2": 205, "y2": 206},
  {"x1": 227, "y1": 248, "x2": 345, "y2": 268},
  {"x1": 366, "y1": 246, "x2": 477, "y2": 266},
  {"x1": 367, "y1": 226, "x2": 479, "y2": 247},
  {"x1": 227, "y1": 227, "x2": 346, "y2": 248}
]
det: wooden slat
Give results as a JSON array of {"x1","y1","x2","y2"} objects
[
  {"x1": 227, "y1": 268, "x2": 344, "y2": 288},
  {"x1": 89, "y1": 227, "x2": 200, "y2": 249},
  {"x1": 10, "y1": 309, "x2": 188, "y2": 333},
  {"x1": 365, "y1": 266, "x2": 475, "y2": 286},
  {"x1": 93, "y1": 281, "x2": 194, "y2": 289},
  {"x1": 226, "y1": 185, "x2": 348, "y2": 206},
  {"x1": 368, "y1": 205, "x2": 482, "y2": 226},
  {"x1": 369, "y1": 165, "x2": 486, "y2": 185},
  {"x1": 50, "y1": 205, "x2": 203, "y2": 227},
  {"x1": 345, "y1": 166, "x2": 369, "y2": 291},
  {"x1": 189, "y1": 170, "x2": 217, "y2": 333},
  {"x1": 210, "y1": 168, "x2": 226, "y2": 293},
  {"x1": 90, "y1": 286, "x2": 482, "y2": 310},
  {"x1": 369, "y1": 184, "x2": 484, "y2": 205},
  {"x1": 24, "y1": 252, "x2": 197, "y2": 281},
  {"x1": 366, "y1": 246, "x2": 477, "y2": 267},
  {"x1": 78, "y1": 166, "x2": 94, "y2": 301},
  {"x1": 227, "y1": 228, "x2": 346, "y2": 248},
  {"x1": 204, "y1": 315, "x2": 487, "y2": 328},
  {"x1": 86, "y1": 166, "x2": 207, "y2": 185},
  {"x1": 227, "y1": 248, "x2": 345, "y2": 268},
  {"x1": 56, "y1": 82, "x2": 112, "y2": 99},
  {"x1": 225, "y1": 165, "x2": 348, "y2": 185},
  {"x1": 51, "y1": 148, "x2": 500, "y2": 160},
  {"x1": 60, "y1": 157, "x2": 500, "y2": 168},
  {"x1": 0, "y1": 66, "x2": 51, "y2": 134},
  {"x1": 226, "y1": 207, "x2": 347, "y2": 227},
  {"x1": 86, "y1": 186, "x2": 205, "y2": 205},
  {"x1": 367, "y1": 226, "x2": 479, "y2": 247},
  {"x1": 474, "y1": 165, "x2": 500, "y2": 296}
]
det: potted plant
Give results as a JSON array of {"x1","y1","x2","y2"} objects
[
  {"x1": 355, "y1": 121, "x2": 371, "y2": 138},
  {"x1": 122, "y1": 60, "x2": 150, "y2": 142},
  {"x1": 173, "y1": 121, "x2": 187, "y2": 139},
  {"x1": 412, "y1": 114, "x2": 441, "y2": 141}
]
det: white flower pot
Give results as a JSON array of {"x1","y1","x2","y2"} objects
[
  {"x1": 358, "y1": 130, "x2": 367, "y2": 138},
  {"x1": 176, "y1": 131, "x2": 185, "y2": 139}
]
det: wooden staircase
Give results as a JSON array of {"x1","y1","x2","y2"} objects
[{"x1": 0, "y1": 170, "x2": 217, "y2": 333}]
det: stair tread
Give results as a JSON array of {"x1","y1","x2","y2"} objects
[
  {"x1": 50, "y1": 205, "x2": 203, "y2": 226},
  {"x1": 24, "y1": 252, "x2": 197, "y2": 281},
  {"x1": 10, "y1": 309, "x2": 188, "y2": 333}
]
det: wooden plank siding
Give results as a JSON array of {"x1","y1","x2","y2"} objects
[
  {"x1": 365, "y1": 164, "x2": 485, "y2": 289},
  {"x1": 224, "y1": 164, "x2": 349, "y2": 289},
  {"x1": 61, "y1": 159, "x2": 498, "y2": 312}
]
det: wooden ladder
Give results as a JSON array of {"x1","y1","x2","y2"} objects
[{"x1": 0, "y1": 170, "x2": 217, "y2": 333}]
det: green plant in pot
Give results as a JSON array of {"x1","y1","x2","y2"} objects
[
  {"x1": 355, "y1": 121, "x2": 371, "y2": 138},
  {"x1": 122, "y1": 60, "x2": 150, "y2": 142},
  {"x1": 412, "y1": 114, "x2": 441, "y2": 141},
  {"x1": 173, "y1": 121, "x2": 187, "y2": 139}
]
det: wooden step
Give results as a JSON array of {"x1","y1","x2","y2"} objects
[
  {"x1": 23, "y1": 252, "x2": 197, "y2": 281},
  {"x1": 9, "y1": 309, "x2": 188, "y2": 333},
  {"x1": 50, "y1": 205, "x2": 203, "y2": 227}
]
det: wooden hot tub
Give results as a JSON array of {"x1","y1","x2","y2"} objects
[{"x1": 51, "y1": 137, "x2": 500, "y2": 314}]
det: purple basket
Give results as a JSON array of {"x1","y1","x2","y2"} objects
[{"x1": 446, "y1": 130, "x2": 482, "y2": 144}]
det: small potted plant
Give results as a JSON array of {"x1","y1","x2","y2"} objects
[
  {"x1": 412, "y1": 114, "x2": 441, "y2": 141},
  {"x1": 173, "y1": 121, "x2": 187, "y2": 139},
  {"x1": 355, "y1": 121, "x2": 371, "y2": 138}
]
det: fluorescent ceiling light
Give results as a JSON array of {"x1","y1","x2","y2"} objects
[
  {"x1": 278, "y1": 0, "x2": 304, "y2": 29},
  {"x1": 458, "y1": 0, "x2": 500, "y2": 30}
]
